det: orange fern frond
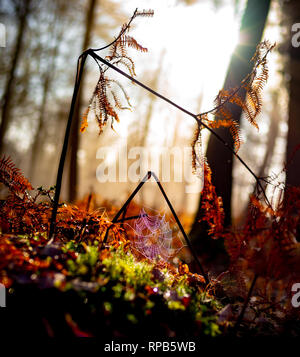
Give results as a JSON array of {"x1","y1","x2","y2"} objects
[
  {"x1": 82, "y1": 72, "x2": 125, "y2": 134},
  {"x1": 0, "y1": 156, "x2": 33, "y2": 195},
  {"x1": 80, "y1": 108, "x2": 89, "y2": 133},
  {"x1": 83, "y1": 11, "x2": 152, "y2": 135},
  {"x1": 229, "y1": 121, "x2": 242, "y2": 152},
  {"x1": 202, "y1": 41, "x2": 274, "y2": 152},
  {"x1": 198, "y1": 161, "x2": 224, "y2": 237},
  {"x1": 124, "y1": 35, "x2": 148, "y2": 52}
]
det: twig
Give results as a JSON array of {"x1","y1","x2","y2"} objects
[{"x1": 232, "y1": 273, "x2": 258, "y2": 334}]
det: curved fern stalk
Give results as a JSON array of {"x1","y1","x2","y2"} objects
[{"x1": 49, "y1": 53, "x2": 88, "y2": 239}]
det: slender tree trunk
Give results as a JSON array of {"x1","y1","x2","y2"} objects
[
  {"x1": 68, "y1": 0, "x2": 97, "y2": 202},
  {"x1": 30, "y1": 75, "x2": 50, "y2": 182},
  {"x1": 237, "y1": 94, "x2": 280, "y2": 226},
  {"x1": 285, "y1": 0, "x2": 300, "y2": 187},
  {"x1": 0, "y1": 0, "x2": 31, "y2": 154},
  {"x1": 190, "y1": 0, "x2": 271, "y2": 236},
  {"x1": 30, "y1": 23, "x2": 62, "y2": 182}
]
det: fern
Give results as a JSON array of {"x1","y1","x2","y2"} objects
[
  {"x1": 197, "y1": 160, "x2": 225, "y2": 237},
  {"x1": 80, "y1": 9, "x2": 153, "y2": 134},
  {"x1": 0, "y1": 156, "x2": 32, "y2": 196},
  {"x1": 196, "y1": 40, "x2": 275, "y2": 155}
]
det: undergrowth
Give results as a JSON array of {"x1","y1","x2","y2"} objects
[{"x1": 0, "y1": 162, "x2": 300, "y2": 337}]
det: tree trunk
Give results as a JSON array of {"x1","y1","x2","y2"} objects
[
  {"x1": 190, "y1": 0, "x2": 271, "y2": 238},
  {"x1": 0, "y1": 0, "x2": 31, "y2": 154},
  {"x1": 237, "y1": 93, "x2": 280, "y2": 226},
  {"x1": 30, "y1": 16, "x2": 63, "y2": 183},
  {"x1": 30, "y1": 75, "x2": 50, "y2": 182},
  {"x1": 285, "y1": 0, "x2": 300, "y2": 188},
  {"x1": 68, "y1": 0, "x2": 97, "y2": 202}
]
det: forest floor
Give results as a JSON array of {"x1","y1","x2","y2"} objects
[{"x1": 1, "y1": 159, "x2": 300, "y2": 338}]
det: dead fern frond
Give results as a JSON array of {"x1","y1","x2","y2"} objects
[
  {"x1": 197, "y1": 161, "x2": 225, "y2": 237},
  {"x1": 198, "y1": 41, "x2": 275, "y2": 153},
  {"x1": 123, "y1": 35, "x2": 148, "y2": 52},
  {"x1": 82, "y1": 72, "x2": 122, "y2": 134},
  {"x1": 108, "y1": 79, "x2": 132, "y2": 107},
  {"x1": 111, "y1": 90, "x2": 131, "y2": 111},
  {"x1": 0, "y1": 156, "x2": 33, "y2": 196},
  {"x1": 111, "y1": 55, "x2": 136, "y2": 77},
  {"x1": 81, "y1": 10, "x2": 152, "y2": 134},
  {"x1": 229, "y1": 121, "x2": 242, "y2": 152}
]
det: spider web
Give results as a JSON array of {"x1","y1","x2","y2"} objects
[{"x1": 130, "y1": 208, "x2": 186, "y2": 261}]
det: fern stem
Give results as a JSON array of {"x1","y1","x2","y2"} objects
[
  {"x1": 49, "y1": 53, "x2": 88, "y2": 239},
  {"x1": 87, "y1": 8, "x2": 138, "y2": 53}
]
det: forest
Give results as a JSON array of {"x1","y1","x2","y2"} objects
[{"x1": 1, "y1": 0, "x2": 300, "y2": 341}]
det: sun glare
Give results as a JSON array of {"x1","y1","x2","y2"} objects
[{"x1": 115, "y1": 1, "x2": 241, "y2": 140}]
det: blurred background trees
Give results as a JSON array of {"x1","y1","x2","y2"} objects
[{"x1": 0, "y1": 0, "x2": 32, "y2": 154}]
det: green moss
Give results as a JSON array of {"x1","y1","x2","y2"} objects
[
  {"x1": 102, "y1": 247, "x2": 154, "y2": 288},
  {"x1": 3, "y1": 237, "x2": 223, "y2": 337},
  {"x1": 168, "y1": 300, "x2": 186, "y2": 311}
]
